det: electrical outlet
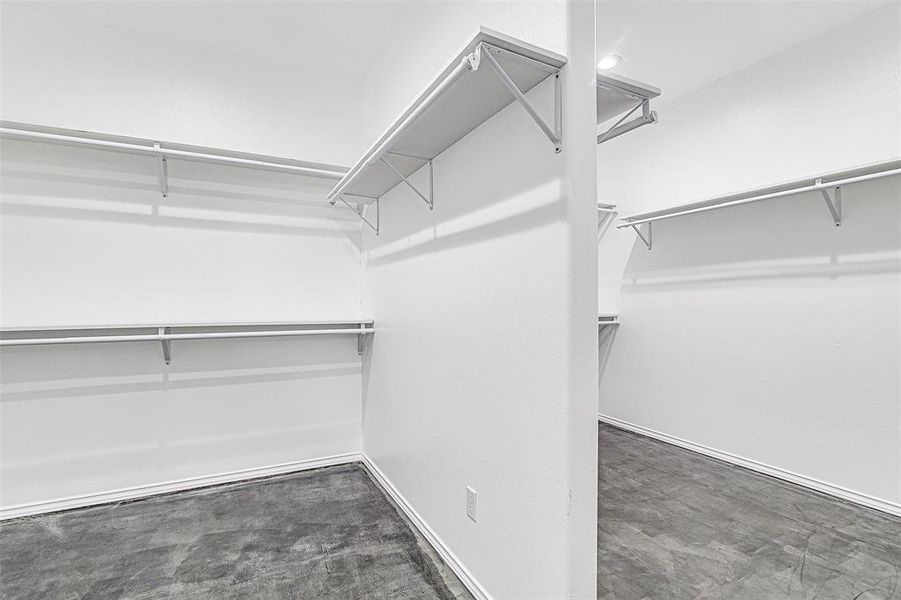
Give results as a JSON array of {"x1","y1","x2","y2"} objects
[{"x1": 466, "y1": 486, "x2": 477, "y2": 522}]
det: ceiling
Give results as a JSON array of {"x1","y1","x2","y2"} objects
[
  {"x1": 84, "y1": 0, "x2": 886, "y2": 107},
  {"x1": 596, "y1": 0, "x2": 887, "y2": 105},
  {"x1": 4, "y1": 1, "x2": 414, "y2": 76},
  {"x1": 5, "y1": 0, "x2": 886, "y2": 114}
]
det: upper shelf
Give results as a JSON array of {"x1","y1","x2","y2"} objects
[
  {"x1": 596, "y1": 72, "x2": 661, "y2": 144},
  {"x1": 327, "y1": 28, "x2": 567, "y2": 233},
  {"x1": 598, "y1": 314, "x2": 619, "y2": 327},
  {"x1": 0, "y1": 121, "x2": 348, "y2": 185},
  {"x1": 617, "y1": 158, "x2": 901, "y2": 250}
]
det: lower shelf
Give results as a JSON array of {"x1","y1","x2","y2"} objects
[{"x1": 0, "y1": 321, "x2": 375, "y2": 363}]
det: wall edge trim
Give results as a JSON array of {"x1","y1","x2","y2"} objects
[
  {"x1": 0, "y1": 452, "x2": 362, "y2": 521},
  {"x1": 598, "y1": 413, "x2": 901, "y2": 518},
  {"x1": 359, "y1": 452, "x2": 494, "y2": 600}
]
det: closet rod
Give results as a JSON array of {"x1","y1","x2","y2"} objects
[
  {"x1": 618, "y1": 160, "x2": 901, "y2": 229},
  {"x1": 0, "y1": 328, "x2": 372, "y2": 346},
  {"x1": 0, "y1": 124, "x2": 347, "y2": 180},
  {"x1": 1, "y1": 321, "x2": 375, "y2": 363}
]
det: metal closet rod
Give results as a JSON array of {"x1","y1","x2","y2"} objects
[
  {"x1": 0, "y1": 124, "x2": 348, "y2": 180},
  {"x1": 0, "y1": 327, "x2": 373, "y2": 346},
  {"x1": 0, "y1": 322, "x2": 376, "y2": 363},
  {"x1": 617, "y1": 161, "x2": 901, "y2": 228}
]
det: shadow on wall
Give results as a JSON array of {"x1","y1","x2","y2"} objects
[
  {"x1": 598, "y1": 324, "x2": 618, "y2": 386},
  {"x1": 597, "y1": 208, "x2": 616, "y2": 242},
  {"x1": 0, "y1": 337, "x2": 363, "y2": 499},
  {"x1": 0, "y1": 139, "x2": 359, "y2": 245},
  {"x1": 0, "y1": 336, "x2": 361, "y2": 402},
  {"x1": 360, "y1": 333, "x2": 375, "y2": 426},
  {"x1": 0, "y1": 414, "x2": 351, "y2": 493},
  {"x1": 620, "y1": 176, "x2": 900, "y2": 291}
]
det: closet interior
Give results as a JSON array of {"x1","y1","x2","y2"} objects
[{"x1": 0, "y1": 1, "x2": 898, "y2": 599}]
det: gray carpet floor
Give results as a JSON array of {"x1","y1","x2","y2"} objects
[
  {"x1": 0, "y1": 463, "x2": 473, "y2": 600},
  {"x1": 4, "y1": 427, "x2": 899, "y2": 599},
  {"x1": 598, "y1": 422, "x2": 901, "y2": 599}
]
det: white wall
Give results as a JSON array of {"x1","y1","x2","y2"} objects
[
  {"x1": 358, "y1": 2, "x2": 599, "y2": 596},
  {"x1": 0, "y1": 5, "x2": 365, "y2": 508},
  {"x1": 0, "y1": 2, "x2": 373, "y2": 165},
  {"x1": 597, "y1": 4, "x2": 900, "y2": 507}
]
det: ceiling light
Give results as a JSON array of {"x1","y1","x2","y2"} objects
[{"x1": 597, "y1": 54, "x2": 622, "y2": 70}]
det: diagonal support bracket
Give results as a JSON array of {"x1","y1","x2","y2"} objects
[
  {"x1": 478, "y1": 43, "x2": 562, "y2": 153},
  {"x1": 159, "y1": 327, "x2": 171, "y2": 364},
  {"x1": 598, "y1": 99, "x2": 658, "y2": 145},
  {"x1": 630, "y1": 222, "x2": 652, "y2": 250},
  {"x1": 337, "y1": 194, "x2": 380, "y2": 235},
  {"x1": 154, "y1": 142, "x2": 168, "y2": 198},
  {"x1": 817, "y1": 179, "x2": 842, "y2": 226},
  {"x1": 379, "y1": 155, "x2": 433, "y2": 210}
]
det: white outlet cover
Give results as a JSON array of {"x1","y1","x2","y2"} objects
[{"x1": 466, "y1": 486, "x2": 477, "y2": 522}]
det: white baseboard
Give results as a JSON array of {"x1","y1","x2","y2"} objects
[
  {"x1": 360, "y1": 453, "x2": 493, "y2": 600},
  {"x1": 0, "y1": 452, "x2": 362, "y2": 521},
  {"x1": 599, "y1": 413, "x2": 901, "y2": 518}
]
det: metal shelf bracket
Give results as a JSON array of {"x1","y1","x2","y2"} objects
[
  {"x1": 335, "y1": 194, "x2": 380, "y2": 235},
  {"x1": 630, "y1": 222, "x2": 652, "y2": 250},
  {"x1": 380, "y1": 152, "x2": 434, "y2": 210},
  {"x1": 357, "y1": 323, "x2": 371, "y2": 356},
  {"x1": 159, "y1": 327, "x2": 171, "y2": 364},
  {"x1": 598, "y1": 99, "x2": 658, "y2": 145},
  {"x1": 817, "y1": 178, "x2": 842, "y2": 226},
  {"x1": 154, "y1": 142, "x2": 168, "y2": 198},
  {"x1": 478, "y1": 43, "x2": 562, "y2": 153}
]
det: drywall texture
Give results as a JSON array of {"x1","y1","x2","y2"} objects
[
  {"x1": 0, "y1": 140, "x2": 364, "y2": 508},
  {"x1": 562, "y1": 2, "x2": 600, "y2": 598},
  {"x1": 597, "y1": 5, "x2": 900, "y2": 507},
  {"x1": 360, "y1": 11, "x2": 598, "y2": 594},
  {"x1": 361, "y1": 86, "x2": 570, "y2": 600}
]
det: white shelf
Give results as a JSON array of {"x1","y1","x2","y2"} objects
[
  {"x1": 0, "y1": 319, "x2": 371, "y2": 332},
  {"x1": 617, "y1": 158, "x2": 901, "y2": 250},
  {"x1": 597, "y1": 72, "x2": 661, "y2": 144},
  {"x1": 0, "y1": 321, "x2": 375, "y2": 363},
  {"x1": 0, "y1": 121, "x2": 348, "y2": 197},
  {"x1": 327, "y1": 27, "x2": 567, "y2": 233}
]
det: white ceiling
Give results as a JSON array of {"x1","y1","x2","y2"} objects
[
  {"x1": 596, "y1": 0, "x2": 888, "y2": 105},
  {"x1": 95, "y1": 0, "x2": 886, "y2": 106},
  {"x1": 13, "y1": 1, "x2": 414, "y2": 76},
  {"x1": 7, "y1": 1, "x2": 886, "y2": 112}
]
